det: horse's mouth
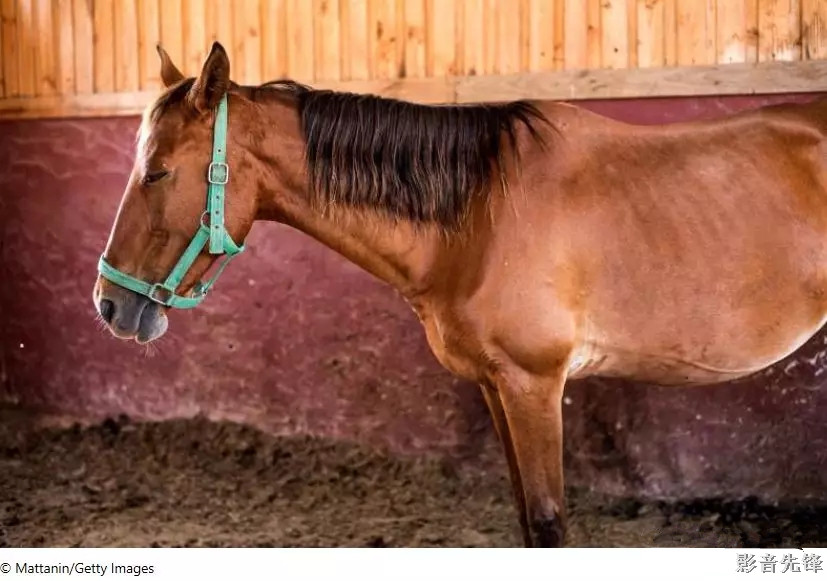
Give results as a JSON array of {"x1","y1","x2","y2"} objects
[
  {"x1": 135, "y1": 304, "x2": 169, "y2": 343},
  {"x1": 96, "y1": 284, "x2": 169, "y2": 344}
]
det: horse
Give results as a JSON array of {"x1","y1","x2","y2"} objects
[{"x1": 93, "y1": 41, "x2": 827, "y2": 547}]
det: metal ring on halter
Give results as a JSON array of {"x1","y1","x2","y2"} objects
[{"x1": 148, "y1": 283, "x2": 174, "y2": 305}]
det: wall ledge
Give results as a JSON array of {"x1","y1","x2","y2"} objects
[{"x1": 2, "y1": 60, "x2": 827, "y2": 121}]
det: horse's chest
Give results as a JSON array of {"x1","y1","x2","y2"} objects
[{"x1": 416, "y1": 310, "x2": 485, "y2": 382}]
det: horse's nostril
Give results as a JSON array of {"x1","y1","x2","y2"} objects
[{"x1": 99, "y1": 299, "x2": 115, "y2": 323}]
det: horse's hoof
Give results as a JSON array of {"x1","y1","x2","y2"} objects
[{"x1": 529, "y1": 515, "x2": 565, "y2": 548}]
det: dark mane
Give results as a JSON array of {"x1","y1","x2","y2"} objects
[
  {"x1": 270, "y1": 81, "x2": 547, "y2": 229},
  {"x1": 151, "y1": 78, "x2": 548, "y2": 229}
]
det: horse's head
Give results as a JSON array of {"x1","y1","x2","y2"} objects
[{"x1": 93, "y1": 42, "x2": 259, "y2": 343}]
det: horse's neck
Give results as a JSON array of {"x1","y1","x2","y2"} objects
[
  {"x1": 264, "y1": 182, "x2": 442, "y2": 299},
  {"x1": 250, "y1": 98, "x2": 445, "y2": 300},
  {"x1": 315, "y1": 212, "x2": 437, "y2": 293}
]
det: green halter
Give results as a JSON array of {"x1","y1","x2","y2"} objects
[{"x1": 97, "y1": 93, "x2": 245, "y2": 309}]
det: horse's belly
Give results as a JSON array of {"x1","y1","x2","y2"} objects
[
  {"x1": 568, "y1": 310, "x2": 827, "y2": 386},
  {"x1": 567, "y1": 346, "x2": 775, "y2": 385}
]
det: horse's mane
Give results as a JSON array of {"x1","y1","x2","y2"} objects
[{"x1": 151, "y1": 78, "x2": 548, "y2": 230}]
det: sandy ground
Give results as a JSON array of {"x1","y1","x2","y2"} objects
[{"x1": 1, "y1": 407, "x2": 825, "y2": 548}]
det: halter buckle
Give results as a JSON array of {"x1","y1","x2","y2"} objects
[{"x1": 208, "y1": 162, "x2": 229, "y2": 185}]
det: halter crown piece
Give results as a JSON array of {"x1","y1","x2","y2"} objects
[{"x1": 97, "y1": 93, "x2": 245, "y2": 309}]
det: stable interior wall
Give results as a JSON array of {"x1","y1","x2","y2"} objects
[{"x1": 2, "y1": 0, "x2": 827, "y2": 117}]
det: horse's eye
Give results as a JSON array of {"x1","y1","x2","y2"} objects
[{"x1": 142, "y1": 170, "x2": 168, "y2": 186}]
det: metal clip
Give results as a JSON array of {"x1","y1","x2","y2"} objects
[{"x1": 207, "y1": 162, "x2": 229, "y2": 185}]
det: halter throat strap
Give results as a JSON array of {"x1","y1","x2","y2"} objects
[{"x1": 97, "y1": 93, "x2": 245, "y2": 309}]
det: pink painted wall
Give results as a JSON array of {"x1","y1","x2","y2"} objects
[{"x1": 2, "y1": 92, "x2": 826, "y2": 502}]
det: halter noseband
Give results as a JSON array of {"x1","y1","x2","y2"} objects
[{"x1": 97, "y1": 93, "x2": 245, "y2": 309}]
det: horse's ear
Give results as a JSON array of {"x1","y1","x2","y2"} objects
[
  {"x1": 187, "y1": 41, "x2": 231, "y2": 114},
  {"x1": 156, "y1": 44, "x2": 184, "y2": 87}
]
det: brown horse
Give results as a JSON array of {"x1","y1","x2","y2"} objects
[{"x1": 93, "y1": 42, "x2": 827, "y2": 547}]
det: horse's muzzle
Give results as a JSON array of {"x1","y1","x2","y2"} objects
[{"x1": 94, "y1": 279, "x2": 169, "y2": 343}]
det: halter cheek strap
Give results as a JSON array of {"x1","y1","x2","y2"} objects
[{"x1": 97, "y1": 93, "x2": 245, "y2": 309}]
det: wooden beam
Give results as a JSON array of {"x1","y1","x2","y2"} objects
[
  {"x1": 0, "y1": 77, "x2": 457, "y2": 119},
  {"x1": 455, "y1": 59, "x2": 827, "y2": 102},
  {"x1": 0, "y1": 90, "x2": 159, "y2": 119},
  {"x1": 312, "y1": 76, "x2": 457, "y2": 101},
  {"x1": 2, "y1": 60, "x2": 827, "y2": 120}
]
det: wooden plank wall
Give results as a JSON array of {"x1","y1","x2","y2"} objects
[{"x1": 1, "y1": 0, "x2": 827, "y2": 118}]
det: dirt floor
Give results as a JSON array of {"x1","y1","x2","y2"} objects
[{"x1": 1, "y1": 407, "x2": 826, "y2": 548}]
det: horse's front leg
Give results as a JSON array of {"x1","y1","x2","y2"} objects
[
  {"x1": 480, "y1": 382, "x2": 531, "y2": 546},
  {"x1": 489, "y1": 364, "x2": 568, "y2": 547}
]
